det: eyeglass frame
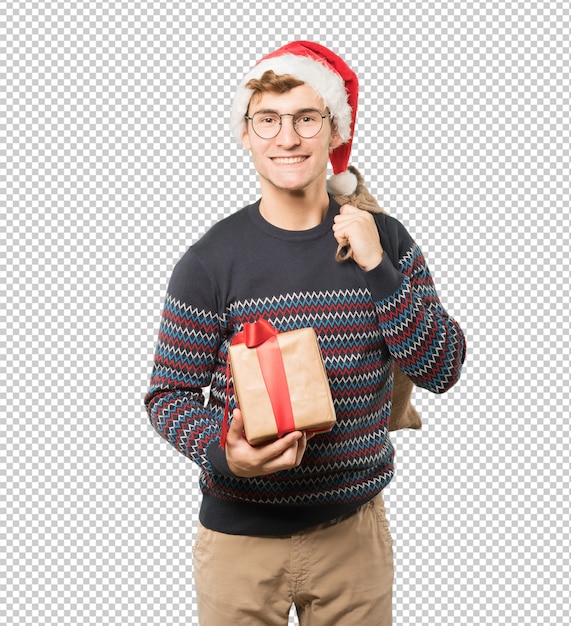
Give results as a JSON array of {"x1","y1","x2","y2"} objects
[{"x1": 244, "y1": 109, "x2": 333, "y2": 139}]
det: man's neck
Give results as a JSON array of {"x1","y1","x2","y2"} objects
[{"x1": 258, "y1": 187, "x2": 330, "y2": 231}]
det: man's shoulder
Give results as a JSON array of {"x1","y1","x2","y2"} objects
[
  {"x1": 372, "y1": 211, "x2": 411, "y2": 243},
  {"x1": 373, "y1": 211, "x2": 406, "y2": 234},
  {"x1": 195, "y1": 203, "x2": 255, "y2": 247},
  {"x1": 169, "y1": 203, "x2": 253, "y2": 271},
  {"x1": 175, "y1": 203, "x2": 255, "y2": 263},
  {"x1": 166, "y1": 203, "x2": 257, "y2": 304},
  {"x1": 372, "y1": 211, "x2": 416, "y2": 265}
]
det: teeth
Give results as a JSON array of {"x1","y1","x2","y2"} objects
[{"x1": 272, "y1": 157, "x2": 306, "y2": 164}]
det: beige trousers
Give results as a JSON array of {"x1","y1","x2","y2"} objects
[{"x1": 192, "y1": 493, "x2": 393, "y2": 626}]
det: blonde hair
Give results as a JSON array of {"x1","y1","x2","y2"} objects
[{"x1": 245, "y1": 70, "x2": 305, "y2": 110}]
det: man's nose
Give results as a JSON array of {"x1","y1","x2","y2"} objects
[{"x1": 275, "y1": 115, "x2": 301, "y2": 146}]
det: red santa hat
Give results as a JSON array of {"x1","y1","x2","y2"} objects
[{"x1": 231, "y1": 40, "x2": 359, "y2": 196}]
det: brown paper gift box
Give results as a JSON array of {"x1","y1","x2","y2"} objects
[{"x1": 229, "y1": 325, "x2": 337, "y2": 446}]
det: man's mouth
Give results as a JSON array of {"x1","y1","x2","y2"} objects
[{"x1": 271, "y1": 156, "x2": 308, "y2": 165}]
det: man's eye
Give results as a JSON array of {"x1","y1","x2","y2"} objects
[{"x1": 296, "y1": 113, "x2": 320, "y2": 125}]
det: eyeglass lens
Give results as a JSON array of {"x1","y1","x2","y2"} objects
[{"x1": 250, "y1": 110, "x2": 326, "y2": 139}]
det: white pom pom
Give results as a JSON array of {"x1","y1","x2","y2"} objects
[{"x1": 327, "y1": 170, "x2": 358, "y2": 196}]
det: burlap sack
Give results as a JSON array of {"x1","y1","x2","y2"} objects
[{"x1": 334, "y1": 166, "x2": 421, "y2": 431}]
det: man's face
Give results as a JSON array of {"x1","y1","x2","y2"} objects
[{"x1": 242, "y1": 84, "x2": 342, "y2": 196}]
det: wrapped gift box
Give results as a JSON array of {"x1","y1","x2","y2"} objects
[{"x1": 228, "y1": 320, "x2": 336, "y2": 445}]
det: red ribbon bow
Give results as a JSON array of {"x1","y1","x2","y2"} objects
[{"x1": 221, "y1": 319, "x2": 296, "y2": 449}]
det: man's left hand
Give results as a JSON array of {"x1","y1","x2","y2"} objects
[{"x1": 332, "y1": 204, "x2": 384, "y2": 271}]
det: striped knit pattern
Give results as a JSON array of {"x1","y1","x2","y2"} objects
[
  {"x1": 376, "y1": 243, "x2": 465, "y2": 392},
  {"x1": 149, "y1": 288, "x2": 396, "y2": 506},
  {"x1": 145, "y1": 200, "x2": 465, "y2": 515}
]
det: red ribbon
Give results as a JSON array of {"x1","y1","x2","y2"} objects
[{"x1": 221, "y1": 319, "x2": 296, "y2": 449}]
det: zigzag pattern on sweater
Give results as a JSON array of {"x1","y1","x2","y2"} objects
[
  {"x1": 145, "y1": 234, "x2": 464, "y2": 507},
  {"x1": 147, "y1": 297, "x2": 222, "y2": 471},
  {"x1": 200, "y1": 464, "x2": 395, "y2": 507},
  {"x1": 375, "y1": 244, "x2": 465, "y2": 393},
  {"x1": 147, "y1": 287, "x2": 397, "y2": 505},
  {"x1": 199, "y1": 415, "x2": 395, "y2": 507}
]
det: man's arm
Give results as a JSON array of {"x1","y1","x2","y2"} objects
[
  {"x1": 374, "y1": 249, "x2": 466, "y2": 394},
  {"x1": 144, "y1": 250, "x2": 315, "y2": 478},
  {"x1": 144, "y1": 292, "x2": 224, "y2": 472},
  {"x1": 333, "y1": 204, "x2": 466, "y2": 393},
  {"x1": 144, "y1": 249, "x2": 230, "y2": 472}
]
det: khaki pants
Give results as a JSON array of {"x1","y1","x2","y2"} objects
[{"x1": 192, "y1": 493, "x2": 393, "y2": 626}]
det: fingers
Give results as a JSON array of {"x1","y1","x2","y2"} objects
[
  {"x1": 332, "y1": 204, "x2": 361, "y2": 241},
  {"x1": 338, "y1": 203, "x2": 360, "y2": 214},
  {"x1": 332, "y1": 204, "x2": 384, "y2": 271},
  {"x1": 294, "y1": 432, "x2": 308, "y2": 466},
  {"x1": 231, "y1": 434, "x2": 304, "y2": 478},
  {"x1": 226, "y1": 409, "x2": 307, "y2": 478},
  {"x1": 265, "y1": 430, "x2": 305, "y2": 462},
  {"x1": 264, "y1": 433, "x2": 306, "y2": 473}
]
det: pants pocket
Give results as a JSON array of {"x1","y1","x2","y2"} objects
[
  {"x1": 372, "y1": 493, "x2": 394, "y2": 547},
  {"x1": 192, "y1": 521, "x2": 206, "y2": 557}
]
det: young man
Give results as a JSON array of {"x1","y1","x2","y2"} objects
[{"x1": 145, "y1": 41, "x2": 466, "y2": 625}]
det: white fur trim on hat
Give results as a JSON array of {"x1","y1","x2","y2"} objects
[
  {"x1": 231, "y1": 54, "x2": 352, "y2": 144},
  {"x1": 326, "y1": 170, "x2": 359, "y2": 196}
]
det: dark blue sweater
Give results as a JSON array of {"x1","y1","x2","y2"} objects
[{"x1": 145, "y1": 197, "x2": 465, "y2": 535}]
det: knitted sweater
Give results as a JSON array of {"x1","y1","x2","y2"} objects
[{"x1": 144, "y1": 197, "x2": 466, "y2": 535}]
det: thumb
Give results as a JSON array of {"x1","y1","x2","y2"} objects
[{"x1": 229, "y1": 408, "x2": 244, "y2": 436}]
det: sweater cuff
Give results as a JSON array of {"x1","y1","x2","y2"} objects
[
  {"x1": 206, "y1": 440, "x2": 236, "y2": 477},
  {"x1": 364, "y1": 253, "x2": 406, "y2": 302}
]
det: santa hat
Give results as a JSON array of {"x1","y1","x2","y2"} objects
[{"x1": 231, "y1": 40, "x2": 359, "y2": 196}]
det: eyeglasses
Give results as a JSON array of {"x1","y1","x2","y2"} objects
[{"x1": 245, "y1": 109, "x2": 331, "y2": 139}]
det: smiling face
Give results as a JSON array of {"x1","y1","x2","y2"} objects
[{"x1": 242, "y1": 84, "x2": 343, "y2": 198}]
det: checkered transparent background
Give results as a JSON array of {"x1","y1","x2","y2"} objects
[{"x1": 2, "y1": 1, "x2": 569, "y2": 624}]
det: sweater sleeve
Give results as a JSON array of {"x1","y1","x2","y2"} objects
[
  {"x1": 365, "y1": 217, "x2": 466, "y2": 394},
  {"x1": 144, "y1": 249, "x2": 230, "y2": 473}
]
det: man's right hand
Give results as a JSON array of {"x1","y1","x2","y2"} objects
[{"x1": 225, "y1": 409, "x2": 309, "y2": 478}]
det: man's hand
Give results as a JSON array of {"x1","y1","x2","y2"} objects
[
  {"x1": 225, "y1": 409, "x2": 309, "y2": 478},
  {"x1": 332, "y1": 204, "x2": 384, "y2": 271}
]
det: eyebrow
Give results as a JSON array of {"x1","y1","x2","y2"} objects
[{"x1": 251, "y1": 107, "x2": 321, "y2": 115}]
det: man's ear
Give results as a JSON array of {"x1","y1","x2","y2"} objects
[
  {"x1": 329, "y1": 131, "x2": 343, "y2": 151},
  {"x1": 242, "y1": 127, "x2": 252, "y2": 151}
]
